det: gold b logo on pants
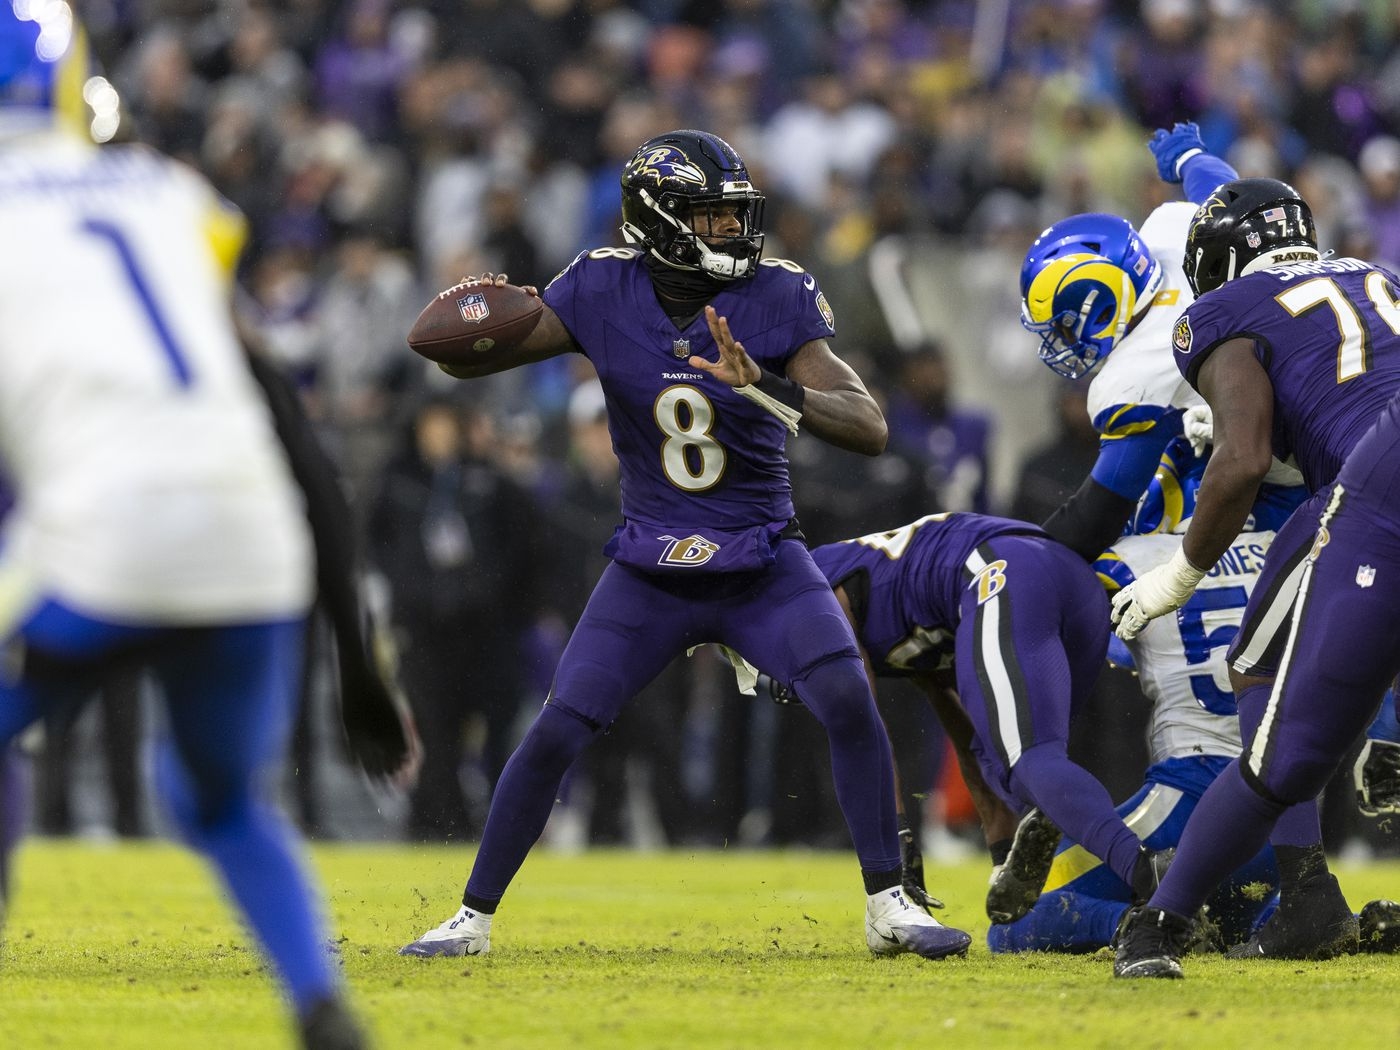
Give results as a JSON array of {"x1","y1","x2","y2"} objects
[
  {"x1": 973, "y1": 560, "x2": 1009, "y2": 605},
  {"x1": 659, "y1": 534, "x2": 722, "y2": 567}
]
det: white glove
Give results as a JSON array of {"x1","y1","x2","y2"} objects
[
  {"x1": 1183, "y1": 405, "x2": 1214, "y2": 456},
  {"x1": 1110, "y1": 547, "x2": 1206, "y2": 640},
  {"x1": 1354, "y1": 739, "x2": 1400, "y2": 817}
]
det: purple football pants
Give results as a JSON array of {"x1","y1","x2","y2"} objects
[
  {"x1": 1156, "y1": 393, "x2": 1400, "y2": 919},
  {"x1": 465, "y1": 539, "x2": 900, "y2": 906},
  {"x1": 954, "y1": 534, "x2": 1145, "y2": 887}
]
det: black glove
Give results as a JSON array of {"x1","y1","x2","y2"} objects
[
  {"x1": 336, "y1": 609, "x2": 422, "y2": 789},
  {"x1": 899, "y1": 818, "x2": 944, "y2": 912},
  {"x1": 756, "y1": 672, "x2": 800, "y2": 705},
  {"x1": 1355, "y1": 739, "x2": 1400, "y2": 817},
  {"x1": 242, "y1": 348, "x2": 421, "y2": 789}
]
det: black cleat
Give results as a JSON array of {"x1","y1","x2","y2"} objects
[
  {"x1": 986, "y1": 808, "x2": 1060, "y2": 924},
  {"x1": 1225, "y1": 873, "x2": 1359, "y2": 960},
  {"x1": 300, "y1": 997, "x2": 368, "y2": 1050},
  {"x1": 1359, "y1": 899, "x2": 1400, "y2": 953},
  {"x1": 1113, "y1": 906, "x2": 1195, "y2": 979}
]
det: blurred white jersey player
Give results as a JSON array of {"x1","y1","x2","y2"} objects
[{"x1": 0, "y1": 5, "x2": 364, "y2": 1047}]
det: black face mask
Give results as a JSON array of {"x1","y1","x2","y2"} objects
[{"x1": 643, "y1": 254, "x2": 728, "y2": 325}]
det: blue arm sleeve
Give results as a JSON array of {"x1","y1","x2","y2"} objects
[
  {"x1": 1368, "y1": 689, "x2": 1400, "y2": 742},
  {"x1": 1088, "y1": 415, "x2": 1183, "y2": 500},
  {"x1": 1181, "y1": 153, "x2": 1239, "y2": 206}
]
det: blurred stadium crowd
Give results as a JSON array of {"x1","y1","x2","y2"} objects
[{"x1": 40, "y1": 0, "x2": 1400, "y2": 858}]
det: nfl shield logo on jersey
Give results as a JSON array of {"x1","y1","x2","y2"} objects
[
  {"x1": 1357, "y1": 564, "x2": 1377, "y2": 588},
  {"x1": 673, "y1": 338, "x2": 691, "y2": 358},
  {"x1": 457, "y1": 292, "x2": 490, "y2": 324}
]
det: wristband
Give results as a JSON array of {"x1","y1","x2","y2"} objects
[
  {"x1": 1174, "y1": 147, "x2": 1204, "y2": 179},
  {"x1": 734, "y1": 368, "x2": 804, "y2": 435}
]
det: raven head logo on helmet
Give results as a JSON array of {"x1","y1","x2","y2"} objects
[
  {"x1": 1183, "y1": 178, "x2": 1318, "y2": 296},
  {"x1": 1019, "y1": 213, "x2": 1162, "y2": 379},
  {"x1": 620, "y1": 130, "x2": 765, "y2": 282}
]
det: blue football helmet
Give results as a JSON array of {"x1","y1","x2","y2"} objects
[
  {"x1": 0, "y1": 0, "x2": 96, "y2": 137},
  {"x1": 1126, "y1": 436, "x2": 1205, "y2": 537},
  {"x1": 1020, "y1": 214, "x2": 1163, "y2": 379}
]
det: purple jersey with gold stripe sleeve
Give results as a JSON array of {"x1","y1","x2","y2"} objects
[
  {"x1": 542, "y1": 248, "x2": 835, "y2": 531},
  {"x1": 809, "y1": 512, "x2": 1046, "y2": 677},
  {"x1": 1172, "y1": 257, "x2": 1400, "y2": 492}
]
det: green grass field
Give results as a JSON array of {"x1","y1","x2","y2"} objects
[{"x1": 4, "y1": 840, "x2": 1400, "y2": 1049}]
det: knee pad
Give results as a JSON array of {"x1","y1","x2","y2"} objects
[{"x1": 791, "y1": 657, "x2": 875, "y2": 735}]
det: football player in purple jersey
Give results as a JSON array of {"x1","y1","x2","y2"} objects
[
  {"x1": 1112, "y1": 177, "x2": 1400, "y2": 977},
  {"x1": 805, "y1": 512, "x2": 1176, "y2": 922},
  {"x1": 400, "y1": 130, "x2": 971, "y2": 961}
]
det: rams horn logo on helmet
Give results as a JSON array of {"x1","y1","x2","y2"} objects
[
  {"x1": 628, "y1": 146, "x2": 706, "y2": 188},
  {"x1": 1022, "y1": 253, "x2": 1139, "y2": 378}
]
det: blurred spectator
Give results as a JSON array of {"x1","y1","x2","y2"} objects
[
  {"x1": 1357, "y1": 134, "x2": 1400, "y2": 270},
  {"x1": 1008, "y1": 381, "x2": 1100, "y2": 526},
  {"x1": 1118, "y1": 0, "x2": 1207, "y2": 132},
  {"x1": 883, "y1": 342, "x2": 994, "y2": 514},
  {"x1": 1289, "y1": 29, "x2": 1383, "y2": 163},
  {"x1": 480, "y1": 183, "x2": 541, "y2": 281},
  {"x1": 314, "y1": 0, "x2": 416, "y2": 145},
  {"x1": 762, "y1": 72, "x2": 898, "y2": 210},
  {"x1": 121, "y1": 28, "x2": 207, "y2": 164},
  {"x1": 366, "y1": 398, "x2": 543, "y2": 841},
  {"x1": 311, "y1": 225, "x2": 423, "y2": 509}
]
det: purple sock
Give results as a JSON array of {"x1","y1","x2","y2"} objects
[
  {"x1": 465, "y1": 704, "x2": 595, "y2": 907},
  {"x1": 1235, "y1": 683, "x2": 1322, "y2": 849},
  {"x1": 1153, "y1": 760, "x2": 1284, "y2": 918},
  {"x1": 1010, "y1": 744, "x2": 1142, "y2": 886}
]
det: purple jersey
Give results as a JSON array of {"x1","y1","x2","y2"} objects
[
  {"x1": 542, "y1": 248, "x2": 835, "y2": 532},
  {"x1": 809, "y1": 512, "x2": 1045, "y2": 677},
  {"x1": 1172, "y1": 257, "x2": 1400, "y2": 492}
]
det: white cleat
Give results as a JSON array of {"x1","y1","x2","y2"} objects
[
  {"x1": 865, "y1": 887, "x2": 971, "y2": 960},
  {"x1": 399, "y1": 905, "x2": 492, "y2": 957}
]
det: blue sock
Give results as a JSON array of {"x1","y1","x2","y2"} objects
[
  {"x1": 156, "y1": 746, "x2": 335, "y2": 1014},
  {"x1": 987, "y1": 890, "x2": 1126, "y2": 953},
  {"x1": 1153, "y1": 761, "x2": 1283, "y2": 919},
  {"x1": 466, "y1": 703, "x2": 595, "y2": 908}
]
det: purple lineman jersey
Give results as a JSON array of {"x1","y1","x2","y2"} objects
[
  {"x1": 1171, "y1": 256, "x2": 1400, "y2": 494},
  {"x1": 543, "y1": 249, "x2": 835, "y2": 570},
  {"x1": 809, "y1": 512, "x2": 1045, "y2": 678}
]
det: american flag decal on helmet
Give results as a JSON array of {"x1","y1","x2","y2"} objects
[{"x1": 457, "y1": 292, "x2": 490, "y2": 324}]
